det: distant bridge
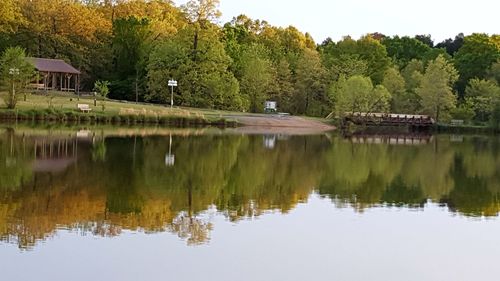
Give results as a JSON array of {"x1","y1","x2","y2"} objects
[{"x1": 343, "y1": 113, "x2": 435, "y2": 128}]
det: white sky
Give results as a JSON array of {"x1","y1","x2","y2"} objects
[{"x1": 175, "y1": 0, "x2": 499, "y2": 44}]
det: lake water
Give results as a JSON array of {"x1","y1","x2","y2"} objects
[{"x1": 1, "y1": 126, "x2": 500, "y2": 281}]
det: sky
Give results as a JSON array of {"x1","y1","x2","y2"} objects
[{"x1": 175, "y1": 0, "x2": 499, "y2": 44}]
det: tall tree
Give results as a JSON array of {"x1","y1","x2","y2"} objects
[
  {"x1": 401, "y1": 59, "x2": 424, "y2": 92},
  {"x1": 147, "y1": 26, "x2": 241, "y2": 110},
  {"x1": 182, "y1": 0, "x2": 221, "y2": 60},
  {"x1": 239, "y1": 44, "x2": 274, "y2": 112},
  {"x1": 436, "y1": 33, "x2": 465, "y2": 56},
  {"x1": 488, "y1": 60, "x2": 500, "y2": 84},
  {"x1": 382, "y1": 67, "x2": 408, "y2": 113},
  {"x1": 332, "y1": 75, "x2": 391, "y2": 116},
  {"x1": 0, "y1": 47, "x2": 35, "y2": 109},
  {"x1": 382, "y1": 36, "x2": 432, "y2": 67},
  {"x1": 415, "y1": 34, "x2": 434, "y2": 48},
  {"x1": 293, "y1": 49, "x2": 328, "y2": 116},
  {"x1": 454, "y1": 33, "x2": 500, "y2": 95},
  {"x1": 0, "y1": 0, "x2": 23, "y2": 33},
  {"x1": 416, "y1": 55, "x2": 459, "y2": 122},
  {"x1": 111, "y1": 16, "x2": 151, "y2": 101},
  {"x1": 465, "y1": 78, "x2": 500, "y2": 122},
  {"x1": 268, "y1": 59, "x2": 294, "y2": 113},
  {"x1": 356, "y1": 36, "x2": 391, "y2": 84}
]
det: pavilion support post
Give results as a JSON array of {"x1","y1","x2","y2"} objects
[
  {"x1": 76, "y1": 74, "x2": 80, "y2": 101},
  {"x1": 43, "y1": 73, "x2": 47, "y2": 92}
]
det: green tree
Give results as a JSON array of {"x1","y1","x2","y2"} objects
[
  {"x1": 147, "y1": 26, "x2": 241, "y2": 110},
  {"x1": 416, "y1": 55, "x2": 459, "y2": 122},
  {"x1": 268, "y1": 59, "x2": 294, "y2": 113},
  {"x1": 401, "y1": 59, "x2": 424, "y2": 92},
  {"x1": 94, "y1": 80, "x2": 110, "y2": 111},
  {"x1": 488, "y1": 60, "x2": 500, "y2": 84},
  {"x1": 0, "y1": 47, "x2": 35, "y2": 109},
  {"x1": 146, "y1": 40, "x2": 189, "y2": 104},
  {"x1": 451, "y1": 97, "x2": 475, "y2": 123},
  {"x1": 182, "y1": 0, "x2": 221, "y2": 61},
  {"x1": 436, "y1": 33, "x2": 464, "y2": 56},
  {"x1": 465, "y1": 78, "x2": 500, "y2": 122},
  {"x1": 454, "y1": 33, "x2": 500, "y2": 95},
  {"x1": 239, "y1": 44, "x2": 274, "y2": 112},
  {"x1": 415, "y1": 34, "x2": 434, "y2": 48},
  {"x1": 382, "y1": 67, "x2": 408, "y2": 113},
  {"x1": 355, "y1": 35, "x2": 391, "y2": 84},
  {"x1": 111, "y1": 16, "x2": 151, "y2": 101},
  {"x1": 321, "y1": 36, "x2": 390, "y2": 84},
  {"x1": 332, "y1": 75, "x2": 391, "y2": 116},
  {"x1": 293, "y1": 49, "x2": 328, "y2": 116},
  {"x1": 382, "y1": 36, "x2": 432, "y2": 67}
]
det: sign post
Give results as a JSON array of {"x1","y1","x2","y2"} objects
[
  {"x1": 168, "y1": 79, "x2": 178, "y2": 109},
  {"x1": 9, "y1": 68, "x2": 19, "y2": 100},
  {"x1": 165, "y1": 133, "x2": 175, "y2": 166}
]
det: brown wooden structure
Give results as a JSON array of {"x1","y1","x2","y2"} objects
[
  {"x1": 344, "y1": 112, "x2": 435, "y2": 128},
  {"x1": 29, "y1": 58, "x2": 81, "y2": 94}
]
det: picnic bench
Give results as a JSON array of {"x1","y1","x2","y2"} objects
[{"x1": 77, "y1": 104, "x2": 92, "y2": 113}]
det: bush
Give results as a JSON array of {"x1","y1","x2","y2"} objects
[
  {"x1": 145, "y1": 115, "x2": 158, "y2": 124},
  {"x1": 34, "y1": 111, "x2": 45, "y2": 120},
  {"x1": 65, "y1": 111, "x2": 78, "y2": 122},
  {"x1": 111, "y1": 116, "x2": 121, "y2": 123},
  {"x1": 121, "y1": 115, "x2": 130, "y2": 124},
  {"x1": 491, "y1": 101, "x2": 500, "y2": 129},
  {"x1": 17, "y1": 111, "x2": 30, "y2": 120},
  {"x1": 128, "y1": 115, "x2": 137, "y2": 124},
  {"x1": 79, "y1": 114, "x2": 91, "y2": 123},
  {"x1": 158, "y1": 116, "x2": 172, "y2": 125}
]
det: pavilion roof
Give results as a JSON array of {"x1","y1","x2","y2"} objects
[{"x1": 29, "y1": 57, "x2": 81, "y2": 74}]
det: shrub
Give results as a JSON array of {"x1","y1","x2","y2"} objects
[{"x1": 111, "y1": 116, "x2": 121, "y2": 123}]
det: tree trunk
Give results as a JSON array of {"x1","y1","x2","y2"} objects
[{"x1": 192, "y1": 28, "x2": 199, "y2": 61}]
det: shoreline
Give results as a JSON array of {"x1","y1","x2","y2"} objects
[
  {"x1": 0, "y1": 108, "x2": 336, "y2": 135},
  {"x1": 0, "y1": 108, "x2": 236, "y2": 127}
]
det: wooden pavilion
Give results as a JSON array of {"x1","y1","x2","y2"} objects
[{"x1": 29, "y1": 58, "x2": 81, "y2": 94}]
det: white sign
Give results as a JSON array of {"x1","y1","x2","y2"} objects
[{"x1": 168, "y1": 80, "x2": 178, "y2": 87}]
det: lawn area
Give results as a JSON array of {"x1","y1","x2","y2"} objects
[
  {"x1": 0, "y1": 91, "x2": 333, "y2": 130},
  {"x1": 0, "y1": 91, "x2": 242, "y2": 121}
]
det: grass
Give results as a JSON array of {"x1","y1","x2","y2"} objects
[
  {"x1": 0, "y1": 91, "x2": 238, "y2": 126},
  {"x1": 434, "y1": 123, "x2": 499, "y2": 134}
]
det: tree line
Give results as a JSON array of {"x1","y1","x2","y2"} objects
[{"x1": 1, "y1": 0, "x2": 500, "y2": 123}]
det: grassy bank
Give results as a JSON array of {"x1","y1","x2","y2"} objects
[{"x1": 0, "y1": 92, "x2": 238, "y2": 127}]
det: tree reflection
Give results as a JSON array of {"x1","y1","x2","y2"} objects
[
  {"x1": 1, "y1": 128, "x2": 500, "y2": 249},
  {"x1": 169, "y1": 212, "x2": 213, "y2": 245}
]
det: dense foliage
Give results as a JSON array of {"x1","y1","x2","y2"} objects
[{"x1": 0, "y1": 0, "x2": 499, "y2": 121}]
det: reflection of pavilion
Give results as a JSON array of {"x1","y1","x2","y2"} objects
[{"x1": 32, "y1": 137, "x2": 79, "y2": 173}]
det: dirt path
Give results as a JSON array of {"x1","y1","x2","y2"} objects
[{"x1": 224, "y1": 114, "x2": 335, "y2": 135}]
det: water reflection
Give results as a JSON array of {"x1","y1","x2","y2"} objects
[{"x1": 0, "y1": 126, "x2": 500, "y2": 249}]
